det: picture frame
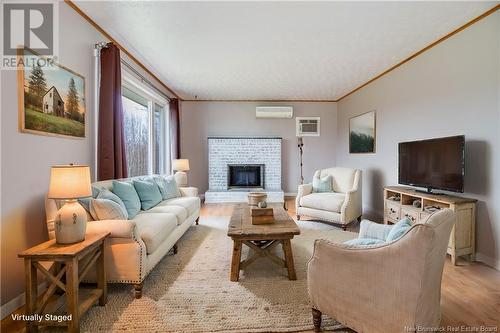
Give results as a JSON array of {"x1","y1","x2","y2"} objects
[
  {"x1": 349, "y1": 110, "x2": 376, "y2": 153},
  {"x1": 17, "y1": 47, "x2": 86, "y2": 139}
]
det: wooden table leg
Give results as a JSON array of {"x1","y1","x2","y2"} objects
[
  {"x1": 282, "y1": 239, "x2": 297, "y2": 280},
  {"x1": 66, "y1": 258, "x2": 80, "y2": 333},
  {"x1": 96, "y1": 244, "x2": 107, "y2": 306},
  {"x1": 230, "y1": 240, "x2": 242, "y2": 282},
  {"x1": 25, "y1": 258, "x2": 38, "y2": 333}
]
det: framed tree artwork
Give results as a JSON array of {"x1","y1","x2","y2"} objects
[
  {"x1": 17, "y1": 48, "x2": 86, "y2": 138},
  {"x1": 349, "y1": 110, "x2": 376, "y2": 153}
]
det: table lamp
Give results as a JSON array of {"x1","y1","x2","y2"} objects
[
  {"x1": 172, "y1": 159, "x2": 190, "y2": 186},
  {"x1": 48, "y1": 164, "x2": 92, "y2": 244}
]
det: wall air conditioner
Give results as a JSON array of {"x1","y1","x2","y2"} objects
[
  {"x1": 256, "y1": 106, "x2": 293, "y2": 119},
  {"x1": 296, "y1": 117, "x2": 320, "y2": 136}
]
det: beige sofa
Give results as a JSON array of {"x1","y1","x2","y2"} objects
[
  {"x1": 308, "y1": 209, "x2": 456, "y2": 333},
  {"x1": 296, "y1": 167, "x2": 362, "y2": 230},
  {"x1": 45, "y1": 174, "x2": 200, "y2": 298}
]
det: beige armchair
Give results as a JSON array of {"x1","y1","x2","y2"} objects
[
  {"x1": 307, "y1": 209, "x2": 456, "y2": 333},
  {"x1": 296, "y1": 167, "x2": 362, "y2": 230}
]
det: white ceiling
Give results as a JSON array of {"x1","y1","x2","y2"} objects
[{"x1": 74, "y1": 1, "x2": 497, "y2": 101}]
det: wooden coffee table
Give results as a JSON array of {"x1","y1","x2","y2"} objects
[{"x1": 227, "y1": 203, "x2": 301, "y2": 281}]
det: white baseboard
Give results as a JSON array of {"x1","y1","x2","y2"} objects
[
  {"x1": 1, "y1": 282, "x2": 46, "y2": 320},
  {"x1": 284, "y1": 192, "x2": 297, "y2": 197},
  {"x1": 475, "y1": 253, "x2": 500, "y2": 271}
]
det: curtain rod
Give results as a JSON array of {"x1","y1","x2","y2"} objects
[{"x1": 95, "y1": 42, "x2": 172, "y2": 102}]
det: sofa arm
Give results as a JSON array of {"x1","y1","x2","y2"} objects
[
  {"x1": 179, "y1": 187, "x2": 198, "y2": 198},
  {"x1": 358, "y1": 219, "x2": 392, "y2": 241},
  {"x1": 340, "y1": 189, "x2": 362, "y2": 223},
  {"x1": 296, "y1": 183, "x2": 313, "y2": 210},
  {"x1": 86, "y1": 220, "x2": 139, "y2": 239}
]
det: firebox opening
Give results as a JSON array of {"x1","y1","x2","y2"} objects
[{"x1": 227, "y1": 164, "x2": 265, "y2": 189}]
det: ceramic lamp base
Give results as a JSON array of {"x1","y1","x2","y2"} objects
[
  {"x1": 55, "y1": 200, "x2": 87, "y2": 244},
  {"x1": 175, "y1": 171, "x2": 188, "y2": 187}
]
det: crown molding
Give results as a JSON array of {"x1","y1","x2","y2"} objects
[
  {"x1": 336, "y1": 4, "x2": 500, "y2": 102},
  {"x1": 64, "y1": 0, "x2": 182, "y2": 100},
  {"x1": 182, "y1": 99, "x2": 337, "y2": 103}
]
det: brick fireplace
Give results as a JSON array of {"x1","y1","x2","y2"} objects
[{"x1": 204, "y1": 137, "x2": 284, "y2": 203}]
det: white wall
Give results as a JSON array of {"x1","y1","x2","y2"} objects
[
  {"x1": 336, "y1": 11, "x2": 500, "y2": 268},
  {"x1": 180, "y1": 101, "x2": 337, "y2": 194},
  {"x1": 0, "y1": 2, "x2": 173, "y2": 314}
]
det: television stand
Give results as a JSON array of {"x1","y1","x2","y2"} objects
[{"x1": 383, "y1": 186, "x2": 477, "y2": 265}]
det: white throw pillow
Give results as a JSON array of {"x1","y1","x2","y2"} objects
[{"x1": 90, "y1": 198, "x2": 128, "y2": 221}]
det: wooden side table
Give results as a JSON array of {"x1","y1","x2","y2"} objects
[{"x1": 18, "y1": 232, "x2": 110, "y2": 333}]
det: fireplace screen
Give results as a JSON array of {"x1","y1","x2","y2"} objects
[{"x1": 228, "y1": 164, "x2": 264, "y2": 189}]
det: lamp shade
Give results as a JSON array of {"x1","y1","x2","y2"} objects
[
  {"x1": 48, "y1": 165, "x2": 92, "y2": 199},
  {"x1": 172, "y1": 159, "x2": 190, "y2": 171}
]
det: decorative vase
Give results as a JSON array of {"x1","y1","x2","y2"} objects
[
  {"x1": 248, "y1": 192, "x2": 267, "y2": 206},
  {"x1": 55, "y1": 200, "x2": 87, "y2": 244},
  {"x1": 258, "y1": 201, "x2": 267, "y2": 208}
]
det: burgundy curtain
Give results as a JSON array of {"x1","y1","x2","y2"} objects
[
  {"x1": 97, "y1": 43, "x2": 128, "y2": 180},
  {"x1": 169, "y1": 98, "x2": 181, "y2": 160}
]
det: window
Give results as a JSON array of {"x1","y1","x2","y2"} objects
[{"x1": 121, "y1": 75, "x2": 170, "y2": 177}]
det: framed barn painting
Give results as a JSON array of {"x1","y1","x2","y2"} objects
[
  {"x1": 17, "y1": 48, "x2": 86, "y2": 138},
  {"x1": 349, "y1": 110, "x2": 376, "y2": 154}
]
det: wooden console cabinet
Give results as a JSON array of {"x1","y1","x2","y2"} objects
[{"x1": 383, "y1": 186, "x2": 476, "y2": 265}]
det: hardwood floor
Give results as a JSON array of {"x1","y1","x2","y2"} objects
[{"x1": 3, "y1": 198, "x2": 499, "y2": 332}]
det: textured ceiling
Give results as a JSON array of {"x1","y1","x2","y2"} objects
[{"x1": 74, "y1": 1, "x2": 497, "y2": 100}]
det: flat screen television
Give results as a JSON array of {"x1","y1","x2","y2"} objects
[{"x1": 398, "y1": 135, "x2": 465, "y2": 193}]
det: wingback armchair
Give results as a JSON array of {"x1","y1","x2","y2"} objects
[
  {"x1": 296, "y1": 167, "x2": 362, "y2": 230},
  {"x1": 307, "y1": 209, "x2": 456, "y2": 333}
]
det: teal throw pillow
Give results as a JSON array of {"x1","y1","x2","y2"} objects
[
  {"x1": 154, "y1": 175, "x2": 180, "y2": 200},
  {"x1": 112, "y1": 180, "x2": 141, "y2": 218},
  {"x1": 344, "y1": 238, "x2": 385, "y2": 246},
  {"x1": 313, "y1": 175, "x2": 333, "y2": 193},
  {"x1": 90, "y1": 198, "x2": 128, "y2": 221},
  {"x1": 133, "y1": 179, "x2": 162, "y2": 210},
  {"x1": 386, "y1": 217, "x2": 412, "y2": 242}
]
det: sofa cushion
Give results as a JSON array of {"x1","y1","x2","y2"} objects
[
  {"x1": 300, "y1": 192, "x2": 345, "y2": 213},
  {"x1": 133, "y1": 179, "x2": 162, "y2": 210},
  {"x1": 133, "y1": 212, "x2": 177, "y2": 254},
  {"x1": 90, "y1": 198, "x2": 128, "y2": 221},
  {"x1": 147, "y1": 205, "x2": 188, "y2": 225},
  {"x1": 112, "y1": 180, "x2": 141, "y2": 219},
  {"x1": 96, "y1": 189, "x2": 128, "y2": 217},
  {"x1": 158, "y1": 196, "x2": 200, "y2": 216},
  {"x1": 154, "y1": 175, "x2": 180, "y2": 200}
]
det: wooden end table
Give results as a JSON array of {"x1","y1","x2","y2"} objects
[
  {"x1": 227, "y1": 203, "x2": 300, "y2": 281},
  {"x1": 18, "y1": 232, "x2": 110, "y2": 333}
]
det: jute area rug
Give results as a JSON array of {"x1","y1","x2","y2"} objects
[{"x1": 80, "y1": 216, "x2": 357, "y2": 332}]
